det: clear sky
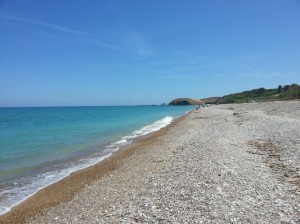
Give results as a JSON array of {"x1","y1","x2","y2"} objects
[{"x1": 1, "y1": 0, "x2": 300, "y2": 106}]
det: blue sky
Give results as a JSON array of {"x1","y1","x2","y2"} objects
[{"x1": 0, "y1": 0, "x2": 300, "y2": 106}]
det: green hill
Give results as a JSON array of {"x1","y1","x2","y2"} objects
[
  {"x1": 169, "y1": 98, "x2": 204, "y2": 105},
  {"x1": 218, "y1": 83, "x2": 300, "y2": 104},
  {"x1": 169, "y1": 97, "x2": 222, "y2": 106}
]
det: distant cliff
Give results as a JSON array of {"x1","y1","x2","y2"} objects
[
  {"x1": 169, "y1": 97, "x2": 221, "y2": 106},
  {"x1": 169, "y1": 98, "x2": 204, "y2": 105}
]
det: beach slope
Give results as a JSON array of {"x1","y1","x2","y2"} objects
[{"x1": 1, "y1": 101, "x2": 300, "y2": 223}]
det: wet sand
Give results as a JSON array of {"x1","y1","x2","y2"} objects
[{"x1": 0, "y1": 114, "x2": 186, "y2": 224}]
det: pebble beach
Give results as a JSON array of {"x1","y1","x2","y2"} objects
[{"x1": 1, "y1": 100, "x2": 300, "y2": 223}]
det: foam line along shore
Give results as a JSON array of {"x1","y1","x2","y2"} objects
[{"x1": 0, "y1": 105, "x2": 193, "y2": 222}]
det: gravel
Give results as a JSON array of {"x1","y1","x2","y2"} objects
[{"x1": 29, "y1": 101, "x2": 300, "y2": 223}]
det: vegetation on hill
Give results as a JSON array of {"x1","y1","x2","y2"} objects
[
  {"x1": 218, "y1": 83, "x2": 300, "y2": 104},
  {"x1": 169, "y1": 84, "x2": 299, "y2": 106},
  {"x1": 201, "y1": 97, "x2": 221, "y2": 104},
  {"x1": 169, "y1": 97, "x2": 221, "y2": 106},
  {"x1": 169, "y1": 98, "x2": 204, "y2": 105}
]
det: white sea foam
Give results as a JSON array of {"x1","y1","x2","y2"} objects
[
  {"x1": 0, "y1": 154, "x2": 112, "y2": 215},
  {"x1": 0, "y1": 116, "x2": 174, "y2": 215},
  {"x1": 105, "y1": 116, "x2": 173, "y2": 152}
]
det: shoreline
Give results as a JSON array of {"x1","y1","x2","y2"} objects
[
  {"x1": 0, "y1": 112, "x2": 188, "y2": 224},
  {"x1": 1, "y1": 101, "x2": 300, "y2": 223}
]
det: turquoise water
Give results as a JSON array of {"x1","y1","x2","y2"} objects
[{"x1": 0, "y1": 105, "x2": 192, "y2": 214}]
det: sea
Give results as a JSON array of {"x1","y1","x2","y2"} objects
[{"x1": 0, "y1": 105, "x2": 193, "y2": 215}]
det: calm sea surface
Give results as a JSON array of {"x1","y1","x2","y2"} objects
[{"x1": 0, "y1": 105, "x2": 192, "y2": 214}]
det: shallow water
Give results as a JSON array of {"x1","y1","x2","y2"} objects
[{"x1": 0, "y1": 105, "x2": 192, "y2": 214}]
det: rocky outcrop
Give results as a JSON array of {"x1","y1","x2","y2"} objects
[{"x1": 169, "y1": 98, "x2": 204, "y2": 106}]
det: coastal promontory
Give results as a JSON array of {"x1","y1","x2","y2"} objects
[{"x1": 169, "y1": 97, "x2": 220, "y2": 105}]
